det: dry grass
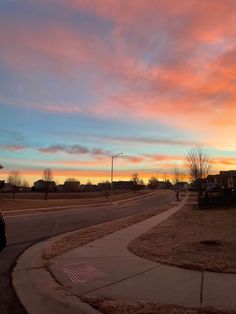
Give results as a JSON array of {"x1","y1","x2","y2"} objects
[
  {"x1": 129, "y1": 203, "x2": 236, "y2": 273},
  {"x1": 0, "y1": 190, "x2": 152, "y2": 211},
  {"x1": 81, "y1": 297, "x2": 235, "y2": 314},
  {"x1": 42, "y1": 203, "x2": 171, "y2": 260}
]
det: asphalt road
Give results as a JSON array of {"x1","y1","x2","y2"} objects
[{"x1": 0, "y1": 190, "x2": 174, "y2": 314}]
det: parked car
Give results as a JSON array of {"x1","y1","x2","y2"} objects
[{"x1": 0, "y1": 210, "x2": 6, "y2": 252}]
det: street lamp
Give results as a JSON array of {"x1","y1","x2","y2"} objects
[{"x1": 111, "y1": 153, "x2": 124, "y2": 204}]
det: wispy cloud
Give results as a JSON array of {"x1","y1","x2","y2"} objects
[
  {"x1": 0, "y1": 143, "x2": 111, "y2": 157},
  {"x1": 0, "y1": 144, "x2": 27, "y2": 151},
  {"x1": 37, "y1": 144, "x2": 110, "y2": 156},
  {"x1": 0, "y1": 0, "x2": 235, "y2": 177}
]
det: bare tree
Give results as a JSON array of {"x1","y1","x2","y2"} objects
[
  {"x1": 0, "y1": 164, "x2": 4, "y2": 190},
  {"x1": 22, "y1": 179, "x2": 29, "y2": 191},
  {"x1": 148, "y1": 176, "x2": 158, "y2": 189},
  {"x1": 186, "y1": 147, "x2": 211, "y2": 196},
  {"x1": 7, "y1": 170, "x2": 21, "y2": 199},
  {"x1": 171, "y1": 167, "x2": 181, "y2": 186},
  {"x1": 42, "y1": 168, "x2": 53, "y2": 200},
  {"x1": 139, "y1": 178, "x2": 145, "y2": 190},
  {"x1": 171, "y1": 167, "x2": 181, "y2": 200},
  {"x1": 163, "y1": 171, "x2": 168, "y2": 182},
  {"x1": 65, "y1": 177, "x2": 77, "y2": 182},
  {"x1": 22, "y1": 179, "x2": 29, "y2": 188},
  {"x1": 130, "y1": 173, "x2": 145, "y2": 192},
  {"x1": 43, "y1": 168, "x2": 53, "y2": 182}
]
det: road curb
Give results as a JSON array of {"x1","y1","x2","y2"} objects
[
  {"x1": 4, "y1": 190, "x2": 160, "y2": 217},
  {"x1": 12, "y1": 233, "x2": 101, "y2": 314},
  {"x1": 12, "y1": 191, "x2": 183, "y2": 314}
]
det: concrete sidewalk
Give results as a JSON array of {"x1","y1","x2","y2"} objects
[
  {"x1": 50, "y1": 194, "x2": 236, "y2": 312},
  {"x1": 13, "y1": 194, "x2": 236, "y2": 313}
]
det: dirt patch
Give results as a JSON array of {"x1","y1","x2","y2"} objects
[
  {"x1": 81, "y1": 297, "x2": 235, "y2": 314},
  {"x1": 129, "y1": 203, "x2": 236, "y2": 273},
  {"x1": 42, "y1": 203, "x2": 172, "y2": 260}
]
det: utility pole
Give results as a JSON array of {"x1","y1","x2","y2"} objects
[{"x1": 110, "y1": 153, "x2": 124, "y2": 204}]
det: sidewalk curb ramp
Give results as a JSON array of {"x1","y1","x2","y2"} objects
[{"x1": 12, "y1": 232, "x2": 101, "y2": 314}]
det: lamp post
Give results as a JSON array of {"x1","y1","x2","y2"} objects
[{"x1": 111, "y1": 153, "x2": 124, "y2": 204}]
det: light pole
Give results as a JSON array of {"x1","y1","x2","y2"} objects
[{"x1": 111, "y1": 153, "x2": 124, "y2": 204}]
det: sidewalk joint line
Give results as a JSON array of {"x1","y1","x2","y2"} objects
[
  {"x1": 200, "y1": 270, "x2": 204, "y2": 306},
  {"x1": 14, "y1": 266, "x2": 45, "y2": 272},
  {"x1": 47, "y1": 266, "x2": 65, "y2": 288},
  {"x1": 56, "y1": 256, "x2": 132, "y2": 260},
  {"x1": 79, "y1": 264, "x2": 164, "y2": 297}
]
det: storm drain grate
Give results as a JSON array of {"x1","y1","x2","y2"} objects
[{"x1": 61, "y1": 263, "x2": 105, "y2": 284}]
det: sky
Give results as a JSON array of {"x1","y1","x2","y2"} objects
[{"x1": 0, "y1": 0, "x2": 236, "y2": 185}]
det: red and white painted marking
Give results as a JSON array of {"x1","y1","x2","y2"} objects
[{"x1": 61, "y1": 263, "x2": 105, "y2": 284}]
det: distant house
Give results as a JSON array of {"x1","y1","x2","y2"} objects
[
  {"x1": 218, "y1": 171, "x2": 236, "y2": 190},
  {"x1": 206, "y1": 174, "x2": 220, "y2": 191},
  {"x1": 63, "y1": 180, "x2": 80, "y2": 192},
  {"x1": 19, "y1": 186, "x2": 31, "y2": 192},
  {"x1": 205, "y1": 171, "x2": 236, "y2": 191},
  {"x1": 33, "y1": 180, "x2": 56, "y2": 192},
  {"x1": 219, "y1": 171, "x2": 229, "y2": 189},
  {"x1": 113, "y1": 181, "x2": 134, "y2": 190},
  {"x1": 57, "y1": 184, "x2": 64, "y2": 192},
  {"x1": 80, "y1": 184, "x2": 98, "y2": 192},
  {"x1": 157, "y1": 180, "x2": 173, "y2": 189},
  {"x1": 228, "y1": 171, "x2": 236, "y2": 189},
  {"x1": 98, "y1": 181, "x2": 135, "y2": 191},
  {"x1": 97, "y1": 182, "x2": 110, "y2": 191},
  {"x1": 174, "y1": 181, "x2": 190, "y2": 191},
  {"x1": 207, "y1": 174, "x2": 219, "y2": 185},
  {"x1": 0, "y1": 183, "x2": 14, "y2": 192},
  {"x1": 0, "y1": 180, "x2": 4, "y2": 190}
]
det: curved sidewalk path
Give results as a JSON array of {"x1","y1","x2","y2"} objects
[{"x1": 13, "y1": 194, "x2": 236, "y2": 313}]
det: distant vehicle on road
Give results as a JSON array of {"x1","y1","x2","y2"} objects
[{"x1": 0, "y1": 210, "x2": 6, "y2": 252}]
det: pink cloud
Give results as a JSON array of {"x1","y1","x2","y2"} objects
[
  {"x1": 0, "y1": 145, "x2": 26, "y2": 151},
  {"x1": 0, "y1": 18, "x2": 107, "y2": 75},
  {"x1": 1, "y1": 1, "x2": 236, "y2": 151},
  {"x1": 58, "y1": 0, "x2": 236, "y2": 43}
]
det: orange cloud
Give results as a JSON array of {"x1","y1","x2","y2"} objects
[{"x1": 1, "y1": 0, "x2": 236, "y2": 151}]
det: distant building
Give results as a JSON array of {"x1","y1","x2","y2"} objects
[
  {"x1": 206, "y1": 174, "x2": 220, "y2": 191},
  {"x1": 113, "y1": 181, "x2": 134, "y2": 190},
  {"x1": 173, "y1": 181, "x2": 190, "y2": 190},
  {"x1": 63, "y1": 180, "x2": 80, "y2": 192},
  {"x1": 219, "y1": 171, "x2": 229, "y2": 189},
  {"x1": 219, "y1": 171, "x2": 236, "y2": 190},
  {"x1": 33, "y1": 180, "x2": 56, "y2": 192},
  {"x1": 206, "y1": 174, "x2": 219, "y2": 185},
  {"x1": 205, "y1": 170, "x2": 236, "y2": 190},
  {"x1": 0, "y1": 183, "x2": 14, "y2": 192},
  {"x1": 97, "y1": 182, "x2": 110, "y2": 191},
  {"x1": 80, "y1": 184, "x2": 98, "y2": 192},
  {"x1": 157, "y1": 180, "x2": 173, "y2": 189},
  {"x1": 228, "y1": 171, "x2": 236, "y2": 189},
  {"x1": 19, "y1": 186, "x2": 31, "y2": 192},
  {"x1": 57, "y1": 184, "x2": 64, "y2": 192},
  {"x1": 98, "y1": 181, "x2": 135, "y2": 191},
  {"x1": 0, "y1": 180, "x2": 4, "y2": 190}
]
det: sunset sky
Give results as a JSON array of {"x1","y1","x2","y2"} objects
[{"x1": 0, "y1": 0, "x2": 236, "y2": 185}]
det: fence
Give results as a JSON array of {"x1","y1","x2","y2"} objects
[{"x1": 199, "y1": 190, "x2": 236, "y2": 209}]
